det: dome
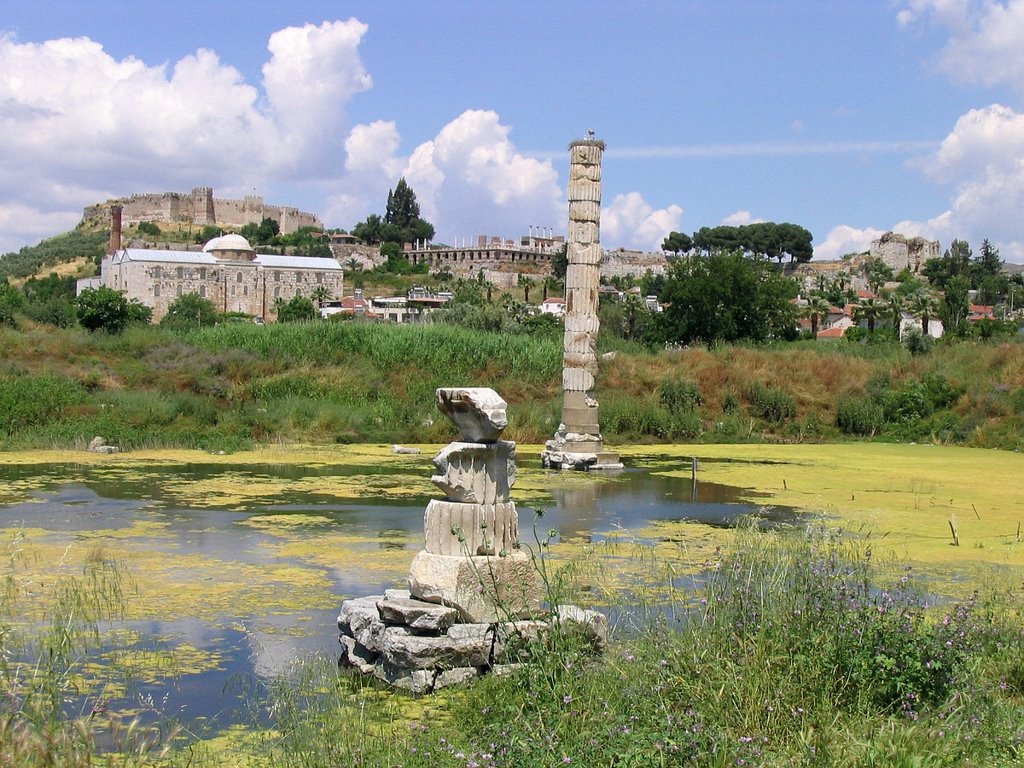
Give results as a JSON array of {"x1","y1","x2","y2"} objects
[{"x1": 202, "y1": 233, "x2": 255, "y2": 254}]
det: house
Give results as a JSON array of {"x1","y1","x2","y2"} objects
[
  {"x1": 321, "y1": 290, "x2": 375, "y2": 319},
  {"x1": 539, "y1": 297, "x2": 566, "y2": 316}
]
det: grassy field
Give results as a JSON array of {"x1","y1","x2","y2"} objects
[{"x1": 1, "y1": 321, "x2": 1022, "y2": 452}]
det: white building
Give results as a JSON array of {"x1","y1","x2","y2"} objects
[{"x1": 96, "y1": 233, "x2": 344, "y2": 322}]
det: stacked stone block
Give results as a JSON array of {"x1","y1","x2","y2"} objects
[{"x1": 338, "y1": 387, "x2": 606, "y2": 693}]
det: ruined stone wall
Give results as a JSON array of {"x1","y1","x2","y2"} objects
[
  {"x1": 600, "y1": 249, "x2": 669, "y2": 279},
  {"x1": 82, "y1": 188, "x2": 322, "y2": 235},
  {"x1": 409, "y1": 246, "x2": 551, "y2": 278},
  {"x1": 870, "y1": 232, "x2": 940, "y2": 274},
  {"x1": 331, "y1": 243, "x2": 384, "y2": 270}
]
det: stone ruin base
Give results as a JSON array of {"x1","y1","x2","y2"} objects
[
  {"x1": 541, "y1": 430, "x2": 623, "y2": 471},
  {"x1": 338, "y1": 589, "x2": 607, "y2": 694}
]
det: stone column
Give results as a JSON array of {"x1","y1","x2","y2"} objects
[
  {"x1": 408, "y1": 388, "x2": 539, "y2": 623},
  {"x1": 542, "y1": 136, "x2": 622, "y2": 471}
]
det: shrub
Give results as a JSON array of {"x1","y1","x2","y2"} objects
[
  {"x1": 902, "y1": 327, "x2": 932, "y2": 356},
  {"x1": 746, "y1": 381, "x2": 796, "y2": 423},
  {"x1": 0, "y1": 373, "x2": 84, "y2": 435},
  {"x1": 658, "y1": 377, "x2": 703, "y2": 414},
  {"x1": 836, "y1": 394, "x2": 885, "y2": 436}
]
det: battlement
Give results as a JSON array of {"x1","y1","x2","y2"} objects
[{"x1": 81, "y1": 187, "x2": 322, "y2": 235}]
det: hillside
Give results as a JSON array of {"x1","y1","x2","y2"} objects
[{"x1": 0, "y1": 228, "x2": 108, "y2": 282}]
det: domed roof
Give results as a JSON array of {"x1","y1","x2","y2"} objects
[{"x1": 202, "y1": 233, "x2": 255, "y2": 253}]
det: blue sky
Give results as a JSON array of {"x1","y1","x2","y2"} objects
[{"x1": 2, "y1": 1, "x2": 1023, "y2": 262}]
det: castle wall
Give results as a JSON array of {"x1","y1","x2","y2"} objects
[
  {"x1": 82, "y1": 188, "x2": 322, "y2": 235},
  {"x1": 600, "y1": 249, "x2": 669, "y2": 279}
]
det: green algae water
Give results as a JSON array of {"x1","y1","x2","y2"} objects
[{"x1": 0, "y1": 451, "x2": 791, "y2": 734}]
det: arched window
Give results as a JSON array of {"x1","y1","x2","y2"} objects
[
  {"x1": 176, "y1": 267, "x2": 184, "y2": 279},
  {"x1": 274, "y1": 271, "x2": 281, "y2": 282},
  {"x1": 231, "y1": 286, "x2": 236, "y2": 297},
  {"x1": 243, "y1": 286, "x2": 248, "y2": 297},
  {"x1": 154, "y1": 284, "x2": 161, "y2": 298},
  {"x1": 176, "y1": 285, "x2": 183, "y2": 297},
  {"x1": 199, "y1": 268, "x2": 206, "y2": 280},
  {"x1": 153, "y1": 267, "x2": 162, "y2": 279},
  {"x1": 199, "y1": 284, "x2": 206, "y2": 298},
  {"x1": 273, "y1": 286, "x2": 281, "y2": 299},
  {"x1": 236, "y1": 271, "x2": 243, "y2": 283}
]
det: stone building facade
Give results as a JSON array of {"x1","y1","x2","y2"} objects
[
  {"x1": 82, "y1": 187, "x2": 321, "y2": 235},
  {"x1": 102, "y1": 234, "x2": 343, "y2": 322}
]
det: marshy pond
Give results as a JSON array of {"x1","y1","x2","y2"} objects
[{"x1": 0, "y1": 446, "x2": 793, "y2": 731}]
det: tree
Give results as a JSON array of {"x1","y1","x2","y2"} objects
[
  {"x1": 385, "y1": 178, "x2": 420, "y2": 228},
  {"x1": 75, "y1": 286, "x2": 150, "y2": 333},
  {"x1": 940, "y1": 275, "x2": 970, "y2": 337},
  {"x1": 550, "y1": 244, "x2": 568, "y2": 280},
  {"x1": 924, "y1": 239, "x2": 971, "y2": 289},
  {"x1": 908, "y1": 290, "x2": 936, "y2": 337},
  {"x1": 655, "y1": 250, "x2": 798, "y2": 346},
  {"x1": 854, "y1": 297, "x2": 882, "y2": 334},
  {"x1": 0, "y1": 279, "x2": 21, "y2": 327},
  {"x1": 661, "y1": 231, "x2": 693, "y2": 255},
  {"x1": 383, "y1": 178, "x2": 435, "y2": 243},
  {"x1": 865, "y1": 258, "x2": 895, "y2": 294},
  {"x1": 275, "y1": 295, "x2": 318, "y2": 323},
  {"x1": 803, "y1": 294, "x2": 831, "y2": 336},
  {"x1": 310, "y1": 285, "x2": 332, "y2": 308},
  {"x1": 352, "y1": 214, "x2": 383, "y2": 244},
  {"x1": 882, "y1": 290, "x2": 904, "y2": 332},
  {"x1": 160, "y1": 292, "x2": 218, "y2": 331}
]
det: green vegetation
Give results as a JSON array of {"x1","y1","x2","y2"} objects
[
  {"x1": 5, "y1": 519, "x2": 1023, "y2": 766},
  {"x1": 655, "y1": 250, "x2": 799, "y2": 346},
  {"x1": 0, "y1": 320, "x2": 1021, "y2": 451},
  {"x1": 352, "y1": 177, "x2": 435, "y2": 247},
  {"x1": 663, "y1": 221, "x2": 814, "y2": 263},
  {"x1": 0, "y1": 228, "x2": 108, "y2": 281}
]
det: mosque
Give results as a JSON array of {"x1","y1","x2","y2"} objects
[{"x1": 82, "y1": 206, "x2": 344, "y2": 323}]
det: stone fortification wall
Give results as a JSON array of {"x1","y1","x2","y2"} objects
[
  {"x1": 331, "y1": 243, "x2": 384, "y2": 271},
  {"x1": 870, "y1": 232, "x2": 940, "y2": 274},
  {"x1": 600, "y1": 248, "x2": 669, "y2": 279},
  {"x1": 82, "y1": 187, "x2": 322, "y2": 235}
]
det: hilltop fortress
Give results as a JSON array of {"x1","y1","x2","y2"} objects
[{"x1": 82, "y1": 187, "x2": 321, "y2": 235}]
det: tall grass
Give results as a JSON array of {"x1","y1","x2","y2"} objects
[
  {"x1": 1, "y1": 322, "x2": 1022, "y2": 450},
  {"x1": 230, "y1": 527, "x2": 1024, "y2": 767},
  {"x1": 0, "y1": 536, "x2": 176, "y2": 766}
]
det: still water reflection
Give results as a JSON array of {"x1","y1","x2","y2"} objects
[{"x1": 0, "y1": 455, "x2": 793, "y2": 728}]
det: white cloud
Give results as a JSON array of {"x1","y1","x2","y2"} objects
[
  {"x1": 601, "y1": 192, "x2": 683, "y2": 251},
  {"x1": 0, "y1": 21, "x2": 370, "y2": 253},
  {"x1": 814, "y1": 224, "x2": 886, "y2": 261},
  {"x1": 402, "y1": 110, "x2": 564, "y2": 242},
  {"x1": 720, "y1": 210, "x2": 766, "y2": 227},
  {"x1": 899, "y1": 104, "x2": 1024, "y2": 261},
  {"x1": 898, "y1": 0, "x2": 1024, "y2": 91}
]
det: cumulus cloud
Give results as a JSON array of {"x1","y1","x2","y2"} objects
[
  {"x1": 814, "y1": 224, "x2": 886, "y2": 261},
  {"x1": 720, "y1": 210, "x2": 766, "y2": 227},
  {"x1": 0, "y1": 21, "x2": 370, "y2": 253},
  {"x1": 898, "y1": 0, "x2": 1024, "y2": 91},
  {"x1": 0, "y1": 24, "x2": 681, "y2": 256},
  {"x1": 601, "y1": 192, "x2": 683, "y2": 251},
  {"x1": 327, "y1": 109, "x2": 565, "y2": 243},
  {"x1": 896, "y1": 104, "x2": 1024, "y2": 259}
]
